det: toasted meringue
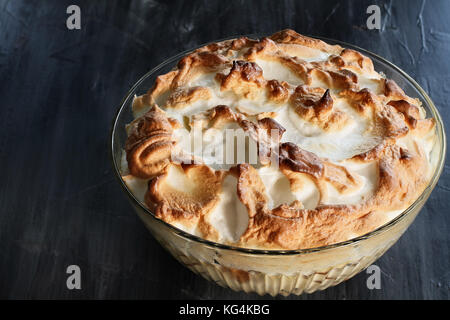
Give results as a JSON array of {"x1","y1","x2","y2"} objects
[{"x1": 122, "y1": 30, "x2": 437, "y2": 250}]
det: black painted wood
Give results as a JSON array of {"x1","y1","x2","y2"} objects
[{"x1": 0, "y1": 0, "x2": 448, "y2": 299}]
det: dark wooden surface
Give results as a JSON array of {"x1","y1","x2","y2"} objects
[{"x1": 0, "y1": 0, "x2": 448, "y2": 299}]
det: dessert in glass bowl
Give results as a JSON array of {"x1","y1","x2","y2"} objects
[{"x1": 112, "y1": 30, "x2": 445, "y2": 295}]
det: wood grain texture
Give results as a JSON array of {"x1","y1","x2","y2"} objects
[{"x1": 0, "y1": 0, "x2": 448, "y2": 299}]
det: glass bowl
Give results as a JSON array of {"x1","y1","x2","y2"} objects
[{"x1": 110, "y1": 35, "x2": 446, "y2": 296}]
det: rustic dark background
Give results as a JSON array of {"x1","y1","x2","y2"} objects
[{"x1": 0, "y1": 0, "x2": 448, "y2": 300}]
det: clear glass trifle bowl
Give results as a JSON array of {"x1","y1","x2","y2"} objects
[{"x1": 111, "y1": 35, "x2": 446, "y2": 296}]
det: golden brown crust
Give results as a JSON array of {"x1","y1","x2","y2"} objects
[
  {"x1": 291, "y1": 86, "x2": 350, "y2": 131},
  {"x1": 279, "y1": 142, "x2": 323, "y2": 178},
  {"x1": 238, "y1": 143, "x2": 429, "y2": 249},
  {"x1": 123, "y1": 29, "x2": 436, "y2": 249},
  {"x1": 239, "y1": 117, "x2": 286, "y2": 165},
  {"x1": 146, "y1": 164, "x2": 225, "y2": 230},
  {"x1": 339, "y1": 48, "x2": 375, "y2": 73},
  {"x1": 269, "y1": 29, "x2": 342, "y2": 54},
  {"x1": 165, "y1": 86, "x2": 211, "y2": 109},
  {"x1": 267, "y1": 79, "x2": 290, "y2": 103},
  {"x1": 125, "y1": 106, "x2": 176, "y2": 178},
  {"x1": 216, "y1": 60, "x2": 265, "y2": 99}
]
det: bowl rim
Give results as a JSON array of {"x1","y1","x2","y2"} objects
[{"x1": 110, "y1": 33, "x2": 447, "y2": 256}]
